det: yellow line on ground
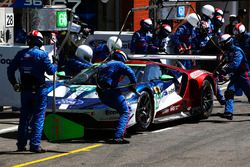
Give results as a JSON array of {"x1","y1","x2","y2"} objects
[{"x1": 12, "y1": 144, "x2": 103, "y2": 167}]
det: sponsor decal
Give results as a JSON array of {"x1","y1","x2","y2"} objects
[
  {"x1": 167, "y1": 88, "x2": 175, "y2": 95},
  {"x1": 0, "y1": 54, "x2": 12, "y2": 65},
  {"x1": 56, "y1": 98, "x2": 84, "y2": 105},
  {"x1": 161, "y1": 105, "x2": 180, "y2": 114},
  {"x1": 105, "y1": 110, "x2": 119, "y2": 116},
  {"x1": 75, "y1": 85, "x2": 96, "y2": 92},
  {"x1": 153, "y1": 86, "x2": 161, "y2": 94},
  {"x1": 190, "y1": 70, "x2": 206, "y2": 79}
]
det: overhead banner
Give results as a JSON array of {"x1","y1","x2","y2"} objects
[{"x1": 0, "y1": 0, "x2": 43, "y2": 8}]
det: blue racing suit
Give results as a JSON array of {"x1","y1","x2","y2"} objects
[
  {"x1": 220, "y1": 45, "x2": 250, "y2": 114},
  {"x1": 191, "y1": 29, "x2": 210, "y2": 54},
  {"x1": 130, "y1": 29, "x2": 158, "y2": 54},
  {"x1": 234, "y1": 32, "x2": 250, "y2": 64},
  {"x1": 172, "y1": 22, "x2": 194, "y2": 69},
  {"x1": 64, "y1": 55, "x2": 92, "y2": 77},
  {"x1": 203, "y1": 16, "x2": 214, "y2": 36},
  {"x1": 7, "y1": 46, "x2": 57, "y2": 150},
  {"x1": 232, "y1": 33, "x2": 250, "y2": 96},
  {"x1": 96, "y1": 61, "x2": 137, "y2": 139},
  {"x1": 92, "y1": 44, "x2": 110, "y2": 63}
]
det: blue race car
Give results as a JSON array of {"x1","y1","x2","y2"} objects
[{"x1": 47, "y1": 60, "x2": 217, "y2": 130}]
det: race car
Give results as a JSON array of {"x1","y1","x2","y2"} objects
[{"x1": 46, "y1": 60, "x2": 217, "y2": 131}]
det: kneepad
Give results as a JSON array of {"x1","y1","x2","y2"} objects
[{"x1": 224, "y1": 90, "x2": 234, "y2": 100}]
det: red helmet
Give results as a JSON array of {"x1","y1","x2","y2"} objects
[
  {"x1": 140, "y1": 18, "x2": 153, "y2": 31},
  {"x1": 112, "y1": 50, "x2": 128, "y2": 63},
  {"x1": 214, "y1": 8, "x2": 224, "y2": 16},
  {"x1": 233, "y1": 23, "x2": 246, "y2": 35},
  {"x1": 159, "y1": 24, "x2": 172, "y2": 38},
  {"x1": 219, "y1": 34, "x2": 233, "y2": 49},
  {"x1": 214, "y1": 15, "x2": 224, "y2": 27},
  {"x1": 27, "y1": 30, "x2": 43, "y2": 47}
]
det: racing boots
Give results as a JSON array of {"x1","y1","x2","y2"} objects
[
  {"x1": 222, "y1": 112, "x2": 233, "y2": 120},
  {"x1": 30, "y1": 146, "x2": 47, "y2": 153},
  {"x1": 16, "y1": 147, "x2": 27, "y2": 152},
  {"x1": 108, "y1": 138, "x2": 130, "y2": 144}
]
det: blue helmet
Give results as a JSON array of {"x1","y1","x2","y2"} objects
[{"x1": 112, "y1": 50, "x2": 128, "y2": 63}]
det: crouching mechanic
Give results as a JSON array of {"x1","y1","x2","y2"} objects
[
  {"x1": 216, "y1": 34, "x2": 250, "y2": 120},
  {"x1": 96, "y1": 50, "x2": 137, "y2": 144},
  {"x1": 7, "y1": 30, "x2": 57, "y2": 153}
]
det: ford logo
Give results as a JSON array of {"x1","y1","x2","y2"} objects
[{"x1": 56, "y1": 98, "x2": 84, "y2": 105}]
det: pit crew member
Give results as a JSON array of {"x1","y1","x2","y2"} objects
[
  {"x1": 172, "y1": 13, "x2": 200, "y2": 69},
  {"x1": 216, "y1": 34, "x2": 250, "y2": 120},
  {"x1": 130, "y1": 18, "x2": 158, "y2": 54},
  {"x1": 96, "y1": 50, "x2": 137, "y2": 144},
  {"x1": 7, "y1": 30, "x2": 57, "y2": 153}
]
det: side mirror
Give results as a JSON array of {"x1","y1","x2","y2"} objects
[
  {"x1": 56, "y1": 71, "x2": 72, "y2": 79},
  {"x1": 160, "y1": 74, "x2": 174, "y2": 81}
]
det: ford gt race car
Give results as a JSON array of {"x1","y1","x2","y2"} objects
[{"x1": 46, "y1": 60, "x2": 217, "y2": 131}]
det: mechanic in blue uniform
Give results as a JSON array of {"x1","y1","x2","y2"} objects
[
  {"x1": 201, "y1": 4, "x2": 215, "y2": 36},
  {"x1": 212, "y1": 15, "x2": 225, "y2": 37},
  {"x1": 191, "y1": 21, "x2": 225, "y2": 104},
  {"x1": 64, "y1": 45, "x2": 93, "y2": 77},
  {"x1": 224, "y1": 15, "x2": 238, "y2": 35},
  {"x1": 191, "y1": 21, "x2": 211, "y2": 54},
  {"x1": 152, "y1": 24, "x2": 172, "y2": 53},
  {"x1": 172, "y1": 13, "x2": 200, "y2": 69},
  {"x1": 92, "y1": 36, "x2": 123, "y2": 63},
  {"x1": 130, "y1": 18, "x2": 158, "y2": 54},
  {"x1": 96, "y1": 50, "x2": 137, "y2": 144},
  {"x1": 92, "y1": 43, "x2": 110, "y2": 63},
  {"x1": 216, "y1": 34, "x2": 250, "y2": 120},
  {"x1": 233, "y1": 23, "x2": 250, "y2": 64},
  {"x1": 232, "y1": 23, "x2": 250, "y2": 96},
  {"x1": 7, "y1": 30, "x2": 57, "y2": 153}
]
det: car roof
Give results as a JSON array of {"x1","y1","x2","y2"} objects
[{"x1": 126, "y1": 60, "x2": 187, "y2": 73}]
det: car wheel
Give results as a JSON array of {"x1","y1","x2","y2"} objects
[
  {"x1": 135, "y1": 91, "x2": 153, "y2": 131},
  {"x1": 200, "y1": 80, "x2": 214, "y2": 119}
]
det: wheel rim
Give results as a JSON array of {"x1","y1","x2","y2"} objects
[
  {"x1": 136, "y1": 92, "x2": 153, "y2": 129},
  {"x1": 201, "y1": 84, "x2": 213, "y2": 113}
]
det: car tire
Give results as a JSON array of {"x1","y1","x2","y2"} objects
[
  {"x1": 199, "y1": 80, "x2": 214, "y2": 119},
  {"x1": 135, "y1": 91, "x2": 154, "y2": 131}
]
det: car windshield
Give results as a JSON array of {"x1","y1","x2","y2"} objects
[{"x1": 66, "y1": 64, "x2": 146, "y2": 85}]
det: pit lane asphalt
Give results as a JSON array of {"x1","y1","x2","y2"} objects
[{"x1": 0, "y1": 95, "x2": 250, "y2": 167}]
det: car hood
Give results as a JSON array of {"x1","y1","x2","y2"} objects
[{"x1": 47, "y1": 84, "x2": 104, "y2": 110}]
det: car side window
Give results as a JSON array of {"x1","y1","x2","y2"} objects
[{"x1": 143, "y1": 64, "x2": 162, "y2": 82}]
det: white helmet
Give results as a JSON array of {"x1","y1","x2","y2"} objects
[
  {"x1": 107, "y1": 36, "x2": 122, "y2": 51},
  {"x1": 187, "y1": 13, "x2": 201, "y2": 27},
  {"x1": 233, "y1": 23, "x2": 246, "y2": 35},
  {"x1": 75, "y1": 45, "x2": 93, "y2": 62},
  {"x1": 202, "y1": 4, "x2": 215, "y2": 19}
]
